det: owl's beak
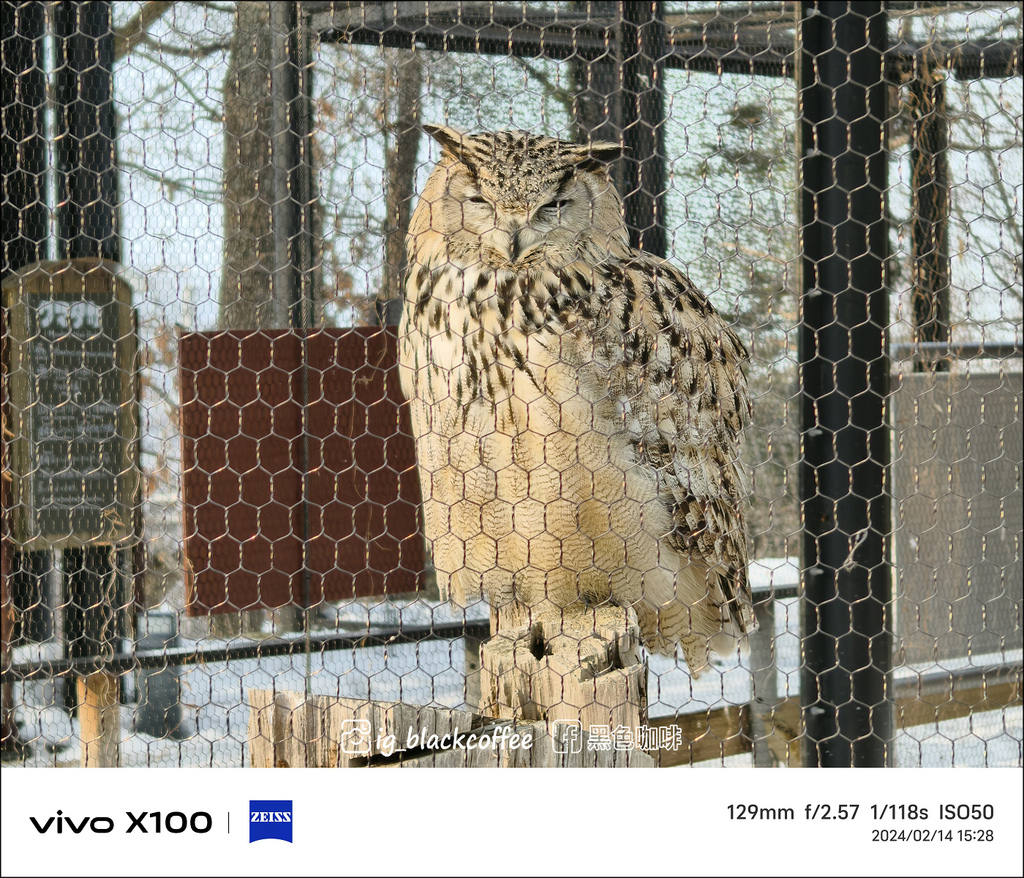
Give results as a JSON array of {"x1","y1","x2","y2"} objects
[
  {"x1": 509, "y1": 228, "x2": 524, "y2": 262},
  {"x1": 504, "y1": 218, "x2": 539, "y2": 264}
]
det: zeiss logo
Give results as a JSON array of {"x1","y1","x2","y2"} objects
[{"x1": 249, "y1": 801, "x2": 293, "y2": 843}]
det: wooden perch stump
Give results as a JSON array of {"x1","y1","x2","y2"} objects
[
  {"x1": 479, "y1": 606, "x2": 647, "y2": 735},
  {"x1": 248, "y1": 605, "x2": 654, "y2": 767}
]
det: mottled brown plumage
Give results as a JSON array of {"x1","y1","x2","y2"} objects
[{"x1": 399, "y1": 126, "x2": 754, "y2": 674}]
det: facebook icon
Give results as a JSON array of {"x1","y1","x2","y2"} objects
[{"x1": 249, "y1": 800, "x2": 293, "y2": 843}]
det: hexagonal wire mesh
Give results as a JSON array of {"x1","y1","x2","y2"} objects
[{"x1": 1, "y1": 1, "x2": 1020, "y2": 768}]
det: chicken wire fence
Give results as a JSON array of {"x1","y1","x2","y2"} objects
[{"x1": 1, "y1": 1, "x2": 1020, "y2": 768}]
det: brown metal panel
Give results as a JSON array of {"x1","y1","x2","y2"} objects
[{"x1": 180, "y1": 326, "x2": 424, "y2": 615}]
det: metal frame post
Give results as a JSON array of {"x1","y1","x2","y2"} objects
[
  {"x1": 269, "y1": 2, "x2": 316, "y2": 639},
  {"x1": 53, "y1": 0, "x2": 120, "y2": 263},
  {"x1": 2, "y1": 1, "x2": 49, "y2": 276},
  {"x1": 269, "y1": 0, "x2": 315, "y2": 330},
  {"x1": 570, "y1": 1, "x2": 667, "y2": 257},
  {"x1": 52, "y1": 3, "x2": 125, "y2": 737},
  {"x1": 798, "y1": 1, "x2": 893, "y2": 767},
  {"x1": 2, "y1": 2, "x2": 49, "y2": 756},
  {"x1": 621, "y1": 1, "x2": 667, "y2": 257}
]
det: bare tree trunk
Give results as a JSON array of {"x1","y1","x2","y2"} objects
[
  {"x1": 219, "y1": 2, "x2": 279, "y2": 331},
  {"x1": 214, "y1": 3, "x2": 279, "y2": 636},
  {"x1": 909, "y1": 65, "x2": 951, "y2": 373},
  {"x1": 377, "y1": 49, "x2": 423, "y2": 326}
]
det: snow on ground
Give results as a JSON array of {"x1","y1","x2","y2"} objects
[{"x1": 8, "y1": 562, "x2": 1021, "y2": 768}]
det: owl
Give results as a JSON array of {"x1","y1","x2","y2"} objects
[{"x1": 398, "y1": 125, "x2": 755, "y2": 675}]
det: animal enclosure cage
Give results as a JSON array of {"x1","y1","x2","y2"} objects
[{"x1": 1, "y1": 1, "x2": 1021, "y2": 768}]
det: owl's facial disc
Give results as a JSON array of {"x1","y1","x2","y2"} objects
[{"x1": 462, "y1": 183, "x2": 579, "y2": 265}]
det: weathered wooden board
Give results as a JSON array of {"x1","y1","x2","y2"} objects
[
  {"x1": 248, "y1": 689, "x2": 655, "y2": 768},
  {"x1": 248, "y1": 689, "x2": 480, "y2": 768}
]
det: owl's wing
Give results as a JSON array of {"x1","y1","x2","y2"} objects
[{"x1": 592, "y1": 251, "x2": 756, "y2": 639}]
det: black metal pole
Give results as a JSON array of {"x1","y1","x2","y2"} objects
[
  {"x1": 53, "y1": 0, "x2": 120, "y2": 263},
  {"x1": 2, "y1": 0, "x2": 50, "y2": 756},
  {"x1": 571, "y1": 1, "x2": 666, "y2": 257},
  {"x1": 798, "y1": 1, "x2": 893, "y2": 767},
  {"x1": 52, "y1": 2, "x2": 124, "y2": 711},
  {"x1": 570, "y1": 0, "x2": 622, "y2": 147},
  {"x1": 621, "y1": 1, "x2": 667, "y2": 257},
  {"x1": 269, "y1": 3, "x2": 316, "y2": 639},
  {"x1": 2, "y1": 1, "x2": 49, "y2": 277}
]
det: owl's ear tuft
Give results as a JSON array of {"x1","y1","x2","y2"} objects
[
  {"x1": 573, "y1": 141, "x2": 624, "y2": 173},
  {"x1": 424, "y1": 124, "x2": 470, "y2": 160}
]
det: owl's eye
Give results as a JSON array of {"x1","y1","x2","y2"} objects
[
  {"x1": 467, "y1": 195, "x2": 489, "y2": 205},
  {"x1": 539, "y1": 199, "x2": 570, "y2": 219}
]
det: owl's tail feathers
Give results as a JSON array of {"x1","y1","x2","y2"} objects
[{"x1": 636, "y1": 568, "x2": 757, "y2": 678}]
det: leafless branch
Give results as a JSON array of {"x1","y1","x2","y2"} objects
[
  {"x1": 513, "y1": 57, "x2": 575, "y2": 115},
  {"x1": 138, "y1": 30, "x2": 231, "y2": 58},
  {"x1": 114, "y1": 1, "x2": 176, "y2": 61},
  {"x1": 125, "y1": 45, "x2": 224, "y2": 118},
  {"x1": 117, "y1": 158, "x2": 222, "y2": 200}
]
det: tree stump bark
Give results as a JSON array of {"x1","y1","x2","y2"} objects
[{"x1": 479, "y1": 606, "x2": 648, "y2": 745}]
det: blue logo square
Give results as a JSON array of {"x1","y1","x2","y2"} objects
[{"x1": 249, "y1": 800, "x2": 293, "y2": 843}]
